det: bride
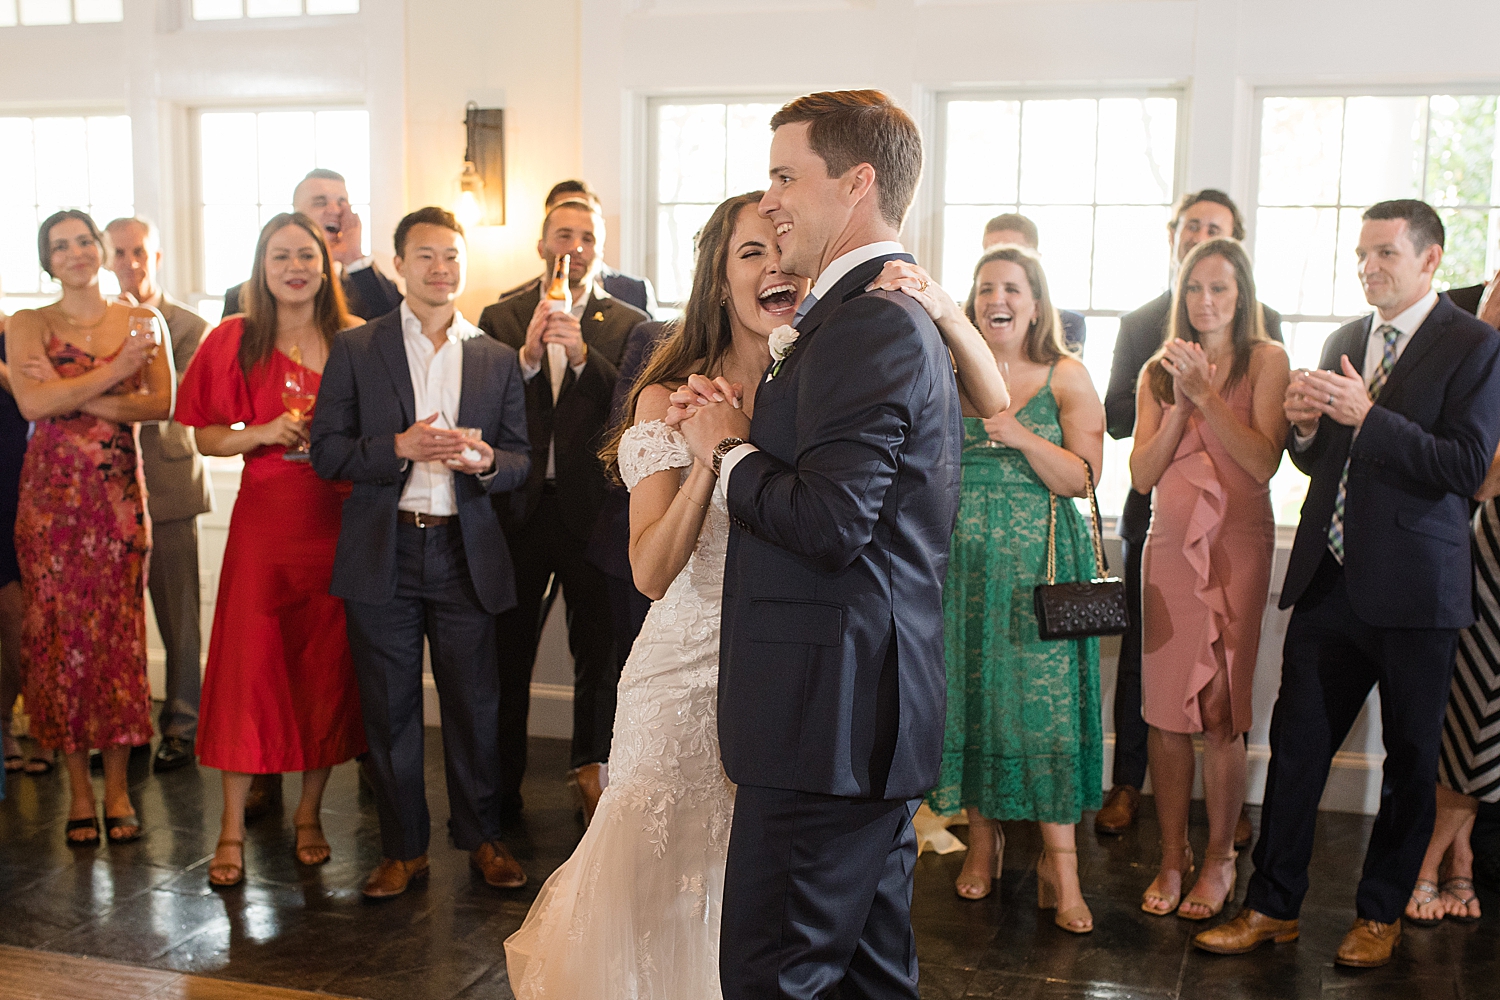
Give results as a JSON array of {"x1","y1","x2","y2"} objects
[{"x1": 504, "y1": 191, "x2": 1009, "y2": 999}]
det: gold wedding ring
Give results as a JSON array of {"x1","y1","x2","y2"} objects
[{"x1": 918, "y1": 278, "x2": 929, "y2": 292}]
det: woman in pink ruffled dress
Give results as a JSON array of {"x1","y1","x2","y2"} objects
[{"x1": 1130, "y1": 237, "x2": 1289, "y2": 922}]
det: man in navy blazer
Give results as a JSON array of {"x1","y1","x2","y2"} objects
[
  {"x1": 673, "y1": 91, "x2": 961, "y2": 1000},
  {"x1": 1195, "y1": 200, "x2": 1500, "y2": 968},
  {"x1": 310, "y1": 208, "x2": 531, "y2": 900}
]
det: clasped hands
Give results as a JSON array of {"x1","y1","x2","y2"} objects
[
  {"x1": 665, "y1": 375, "x2": 751, "y2": 467},
  {"x1": 522, "y1": 300, "x2": 588, "y2": 369},
  {"x1": 1284, "y1": 356, "x2": 1372, "y2": 436},
  {"x1": 394, "y1": 414, "x2": 494, "y2": 474}
]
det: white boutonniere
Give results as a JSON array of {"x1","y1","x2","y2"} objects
[{"x1": 766, "y1": 324, "x2": 800, "y2": 382}]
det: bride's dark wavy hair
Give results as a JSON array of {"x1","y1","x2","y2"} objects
[{"x1": 598, "y1": 191, "x2": 764, "y2": 483}]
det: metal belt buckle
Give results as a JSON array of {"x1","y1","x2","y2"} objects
[{"x1": 413, "y1": 511, "x2": 432, "y2": 529}]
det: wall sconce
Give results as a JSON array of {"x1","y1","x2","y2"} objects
[{"x1": 457, "y1": 102, "x2": 505, "y2": 227}]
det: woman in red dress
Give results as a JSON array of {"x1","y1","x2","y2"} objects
[
  {"x1": 8, "y1": 210, "x2": 172, "y2": 845},
  {"x1": 175, "y1": 212, "x2": 366, "y2": 887}
]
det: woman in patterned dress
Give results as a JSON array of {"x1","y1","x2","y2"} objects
[
  {"x1": 7, "y1": 210, "x2": 172, "y2": 845},
  {"x1": 925, "y1": 244, "x2": 1106, "y2": 934}
]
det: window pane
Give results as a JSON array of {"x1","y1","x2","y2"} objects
[
  {"x1": 317, "y1": 110, "x2": 370, "y2": 203},
  {"x1": 17, "y1": 0, "x2": 68, "y2": 24},
  {"x1": 0, "y1": 1, "x2": 16, "y2": 27},
  {"x1": 202, "y1": 204, "x2": 261, "y2": 294},
  {"x1": 193, "y1": 0, "x2": 242, "y2": 18},
  {"x1": 1339, "y1": 96, "x2": 1424, "y2": 206},
  {"x1": 1332, "y1": 206, "x2": 1369, "y2": 317},
  {"x1": 655, "y1": 203, "x2": 715, "y2": 305},
  {"x1": 0, "y1": 120, "x2": 36, "y2": 209},
  {"x1": 724, "y1": 103, "x2": 777, "y2": 196},
  {"x1": 945, "y1": 100, "x2": 1019, "y2": 205},
  {"x1": 1281, "y1": 321, "x2": 1341, "y2": 373},
  {"x1": 195, "y1": 298, "x2": 225, "y2": 327},
  {"x1": 258, "y1": 111, "x2": 316, "y2": 206},
  {"x1": 1254, "y1": 206, "x2": 1338, "y2": 316},
  {"x1": 657, "y1": 104, "x2": 727, "y2": 205},
  {"x1": 1258, "y1": 97, "x2": 1343, "y2": 206},
  {"x1": 0, "y1": 207, "x2": 40, "y2": 294},
  {"x1": 1021, "y1": 204, "x2": 1093, "y2": 308},
  {"x1": 246, "y1": 0, "x2": 300, "y2": 15},
  {"x1": 1437, "y1": 207, "x2": 1496, "y2": 289},
  {"x1": 199, "y1": 113, "x2": 258, "y2": 205},
  {"x1": 87, "y1": 116, "x2": 133, "y2": 209},
  {"x1": 74, "y1": 0, "x2": 124, "y2": 22},
  {"x1": 1270, "y1": 456, "x2": 1311, "y2": 527},
  {"x1": 1092, "y1": 206, "x2": 1169, "y2": 311},
  {"x1": 1018, "y1": 100, "x2": 1097, "y2": 204},
  {"x1": 1426, "y1": 95, "x2": 1497, "y2": 207},
  {"x1": 940, "y1": 204, "x2": 1003, "y2": 296},
  {"x1": 32, "y1": 118, "x2": 89, "y2": 208},
  {"x1": 305, "y1": 0, "x2": 358, "y2": 11},
  {"x1": 1095, "y1": 98, "x2": 1176, "y2": 205}
]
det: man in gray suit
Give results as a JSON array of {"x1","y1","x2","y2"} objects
[{"x1": 105, "y1": 217, "x2": 211, "y2": 773}]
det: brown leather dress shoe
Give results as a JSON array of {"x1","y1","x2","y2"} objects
[
  {"x1": 1193, "y1": 907, "x2": 1300, "y2": 955},
  {"x1": 1335, "y1": 918, "x2": 1401, "y2": 968},
  {"x1": 362, "y1": 855, "x2": 430, "y2": 899},
  {"x1": 571, "y1": 763, "x2": 604, "y2": 825},
  {"x1": 1234, "y1": 806, "x2": 1254, "y2": 850},
  {"x1": 1094, "y1": 785, "x2": 1140, "y2": 835},
  {"x1": 471, "y1": 840, "x2": 527, "y2": 889}
]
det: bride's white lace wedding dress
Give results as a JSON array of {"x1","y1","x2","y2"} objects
[{"x1": 505, "y1": 420, "x2": 735, "y2": 1000}]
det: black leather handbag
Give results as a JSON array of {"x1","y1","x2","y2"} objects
[{"x1": 1033, "y1": 462, "x2": 1129, "y2": 640}]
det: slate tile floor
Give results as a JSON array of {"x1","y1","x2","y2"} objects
[{"x1": 1, "y1": 727, "x2": 1495, "y2": 999}]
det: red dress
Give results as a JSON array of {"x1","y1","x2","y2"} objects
[
  {"x1": 17, "y1": 323, "x2": 153, "y2": 753},
  {"x1": 175, "y1": 318, "x2": 365, "y2": 773}
]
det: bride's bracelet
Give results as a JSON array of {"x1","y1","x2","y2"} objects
[{"x1": 678, "y1": 486, "x2": 709, "y2": 511}]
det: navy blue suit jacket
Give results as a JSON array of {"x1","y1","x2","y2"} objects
[
  {"x1": 719, "y1": 253, "x2": 963, "y2": 800},
  {"x1": 1281, "y1": 293, "x2": 1500, "y2": 629},
  {"x1": 309, "y1": 311, "x2": 531, "y2": 614}
]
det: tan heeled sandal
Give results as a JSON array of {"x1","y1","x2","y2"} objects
[
  {"x1": 209, "y1": 838, "x2": 244, "y2": 888},
  {"x1": 1178, "y1": 850, "x2": 1238, "y2": 921},
  {"x1": 294, "y1": 822, "x2": 330, "y2": 866},
  {"x1": 1142, "y1": 842, "x2": 1195, "y2": 916},
  {"x1": 1037, "y1": 846, "x2": 1093, "y2": 934},
  {"x1": 955, "y1": 824, "x2": 1006, "y2": 900}
]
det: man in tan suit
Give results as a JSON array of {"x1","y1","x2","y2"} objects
[{"x1": 105, "y1": 218, "x2": 212, "y2": 773}]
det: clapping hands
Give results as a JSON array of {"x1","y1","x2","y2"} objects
[{"x1": 1160, "y1": 339, "x2": 1216, "y2": 408}]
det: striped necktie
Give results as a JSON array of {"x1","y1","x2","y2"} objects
[{"x1": 1327, "y1": 323, "x2": 1401, "y2": 563}]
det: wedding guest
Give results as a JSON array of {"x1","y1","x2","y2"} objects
[
  {"x1": 103, "y1": 217, "x2": 211, "y2": 774},
  {"x1": 311, "y1": 207, "x2": 532, "y2": 899},
  {"x1": 8, "y1": 210, "x2": 171, "y2": 844},
  {"x1": 1196, "y1": 200, "x2": 1500, "y2": 968},
  {"x1": 982, "y1": 213, "x2": 1086, "y2": 351},
  {"x1": 1100, "y1": 189, "x2": 1282, "y2": 841},
  {"x1": 1129, "y1": 238, "x2": 1289, "y2": 920},
  {"x1": 529, "y1": 180, "x2": 656, "y2": 316},
  {"x1": 926, "y1": 244, "x2": 1105, "y2": 933},
  {"x1": 479, "y1": 198, "x2": 648, "y2": 823},
  {"x1": 174, "y1": 213, "x2": 366, "y2": 887},
  {"x1": 222, "y1": 169, "x2": 401, "y2": 321},
  {"x1": 1404, "y1": 444, "x2": 1500, "y2": 925},
  {"x1": 0, "y1": 300, "x2": 34, "y2": 778}
]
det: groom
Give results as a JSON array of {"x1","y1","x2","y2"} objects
[{"x1": 673, "y1": 91, "x2": 961, "y2": 1000}]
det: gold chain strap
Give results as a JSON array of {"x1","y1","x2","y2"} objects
[{"x1": 1044, "y1": 459, "x2": 1108, "y2": 586}]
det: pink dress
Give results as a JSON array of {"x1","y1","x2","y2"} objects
[{"x1": 1140, "y1": 376, "x2": 1275, "y2": 735}]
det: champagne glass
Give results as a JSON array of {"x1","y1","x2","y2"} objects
[
  {"x1": 127, "y1": 314, "x2": 162, "y2": 395},
  {"x1": 281, "y1": 369, "x2": 316, "y2": 462}
]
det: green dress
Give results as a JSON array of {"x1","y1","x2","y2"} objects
[{"x1": 926, "y1": 368, "x2": 1104, "y2": 825}]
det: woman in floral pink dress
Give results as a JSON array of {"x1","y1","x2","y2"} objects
[{"x1": 7, "y1": 210, "x2": 171, "y2": 846}]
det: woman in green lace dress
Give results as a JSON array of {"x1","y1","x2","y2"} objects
[{"x1": 927, "y1": 244, "x2": 1106, "y2": 933}]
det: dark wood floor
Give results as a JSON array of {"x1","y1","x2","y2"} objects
[{"x1": 0, "y1": 727, "x2": 1495, "y2": 999}]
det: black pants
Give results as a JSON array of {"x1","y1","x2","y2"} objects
[
  {"x1": 344, "y1": 522, "x2": 501, "y2": 860},
  {"x1": 1111, "y1": 533, "x2": 1150, "y2": 789},
  {"x1": 605, "y1": 572, "x2": 652, "y2": 673},
  {"x1": 721, "y1": 786, "x2": 921, "y2": 1000},
  {"x1": 1245, "y1": 552, "x2": 1457, "y2": 923},
  {"x1": 496, "y1": 490, "x2": 618, "y2": 810}
]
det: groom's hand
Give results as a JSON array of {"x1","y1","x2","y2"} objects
[{"x1": 677, "y1": 397, "x2": 750, "y2": 466}]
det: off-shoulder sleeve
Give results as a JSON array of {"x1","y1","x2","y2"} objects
[
  {"x1": 174, "y1": 317, "x2": 255, "y2": 429},
  {"x1": 618, "y1": 419, "x2": 692, "y2": 490}
]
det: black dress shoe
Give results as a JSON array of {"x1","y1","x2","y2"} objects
[{"x1": 153, "y1": 737, "x2": 196, "y2": 773}]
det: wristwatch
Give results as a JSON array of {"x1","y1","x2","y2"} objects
[{"x1": 712, "y1": 437, "x2": 746, "y2": 478}]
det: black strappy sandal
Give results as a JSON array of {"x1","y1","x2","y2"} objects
[
  {"x1": 104, "y1": 813, "x2": 143, "y2": 844},
  {"x1": 65, "y1": 816, "x2": 100, "y2": 847}
]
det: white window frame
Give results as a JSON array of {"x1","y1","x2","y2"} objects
[
  {"x1": 0, "y1": 0, "x2": 124, "y2": 26},
  {"x1": 184, "y1": 0, "x2": 361, "y2": 25}
]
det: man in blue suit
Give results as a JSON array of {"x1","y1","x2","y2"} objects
[
  {"x1": 1195, "y1": 200, "x2": 1500, "y2": 968},
  {"x1": 311, "y1": 207, "x2": 531, "y2": 900},
  {"x1": 673, "y1": 90, "x2": 962, "y2": 1000}
]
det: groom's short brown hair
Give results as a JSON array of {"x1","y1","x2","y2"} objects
[{"x1": 770, "y1": 90, "x2": 923, "y2": 230}]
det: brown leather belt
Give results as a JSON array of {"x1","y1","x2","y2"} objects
[{"x1": 398, "y1": 510, "x2": 455, "y2": 528}]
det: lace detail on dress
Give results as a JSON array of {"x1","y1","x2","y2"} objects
[
  {"x1": 505, "y1": 417, "x2": 734, "y2": 999},
  {"x1": 619, "y1": 419, "x2": 693, "y2": 490}
]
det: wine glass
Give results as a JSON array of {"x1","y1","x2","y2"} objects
[
  {"x1": 281, "y1": 369, "x2": 316, "y2": 461},
  {"x1": 127, "y1": 314, "x2": 162, "y2": 395}
]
